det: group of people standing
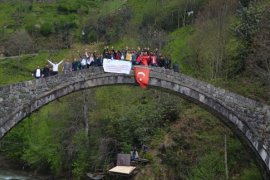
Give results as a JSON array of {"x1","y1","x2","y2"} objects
[
  {"x1": 32, "y1": 46, "x2": 173, "y2": 79},
  {"x1": 103, "y1": 46, "x2": 172, "y2": 68},
  {"x1": 32, "y1": 60, "x2": 64, "y2": 79}
]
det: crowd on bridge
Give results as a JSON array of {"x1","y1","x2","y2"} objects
[{"x1": 32, "y1": 46, "x2": 174, "y2": 79}]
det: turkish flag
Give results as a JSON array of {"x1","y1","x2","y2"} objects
[{"x1": 134, "y1": 66, "x2": 150, "y2": 89}]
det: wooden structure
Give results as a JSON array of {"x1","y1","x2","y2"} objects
[{"x1": 108, "y1": 153, "x2": 136, "y2": 176}]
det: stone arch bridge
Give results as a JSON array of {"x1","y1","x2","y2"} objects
[{"x1": 0, "y1": 67, "x2": 270, "y2": 178}]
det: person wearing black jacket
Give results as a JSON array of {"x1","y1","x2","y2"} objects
[
  {"x1": 157, "y1": 53, "x2": 165, "y2": 67},
  {"x1": 42, "y1": 64, "x2": 50, "y2": 77},
  {"x1": 164, "y1": 56, "x2": 172, "y2": 69}
]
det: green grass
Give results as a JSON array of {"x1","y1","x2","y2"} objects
[
  {"x1": 98, "y1": 0, "x2": 127, "y2": 15},
  {"x1": 0, "y1": 3, "x2": 16, "y2": 26},
  {"x1": 111, "y1": 37, "x2": 138, "y2": 50},
  {"x1": 126, "y1": 0, "x2": 148, "y2": 24},
  {"x1": 238, "y1": 165, "x2": 262, "y2": 180},
  {"x1": 164, "y1": 26, "x2": 195, "y2": 74}
]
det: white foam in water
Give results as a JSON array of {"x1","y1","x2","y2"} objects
[{"x1": 0, "y1": 169, "x2": 35, "y2": 180}]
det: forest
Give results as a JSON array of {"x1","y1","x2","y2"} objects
[{"x1": 0, "y1": 0, "x2": 269, "y2": 179}]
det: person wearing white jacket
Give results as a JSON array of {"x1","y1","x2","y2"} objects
[{"x1": 47, "y1": 59, "x2": 63, "y2": 75}]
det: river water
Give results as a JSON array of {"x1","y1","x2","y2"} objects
[{"x1": 0, "y1": 169, "x2": 41, "y2": 180}]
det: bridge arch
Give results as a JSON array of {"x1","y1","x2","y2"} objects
[{"x1": 0, "y1": 67, "x2": 270, "y2": 178}]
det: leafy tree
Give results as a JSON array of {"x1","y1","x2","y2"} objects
[
  {"x1": 232, "y1": 2, "x2": 263, "y2": 45},
  {"x1": 186, "y1": 0, "x2": 240, "y2": 79},
  {"x1": 246, "y1": 4, "x2": 270, "y2": 84}
]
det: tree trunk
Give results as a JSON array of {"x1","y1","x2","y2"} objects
[
  {"x1": 83, "y1": 90, "x2": 89, "y2": 145},
  {"x1": 224, "y1": 133, "x2": 229, "y2": 180},
  {"x1": 178, "y1": 8, "x2": 181, "y2": 28},
  {"x1": 182, "y1": 0, "x2": 188, "y2": 27}
]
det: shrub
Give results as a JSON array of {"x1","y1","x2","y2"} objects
[
  {"x1": 40, "y1": 22, "x2": 53, "y2": 36},
  {"x1": 5, "y1": 30, "x2": 34, "y2": 56}
]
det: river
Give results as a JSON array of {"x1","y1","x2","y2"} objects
[
  {"x1": 0, "y1": 155, "x2": 50, "y2": 180},
  {"x1": 0, "y1": 169, "x2": 46, "y2": 180}
]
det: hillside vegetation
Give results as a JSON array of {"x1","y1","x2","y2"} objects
[
  {"x1": 0, "y1": 0, "x2": 269, "y2": 179},
  {"x1": 0, "y1": 0, "x2": 269, "y2": 102}
]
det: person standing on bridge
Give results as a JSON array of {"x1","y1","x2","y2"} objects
[
  {"x1": 47, "y1": 59, "x2": 63, "y2": 76},
  {"x1": 42, "y1": 64, "x2": 50, "y2": 78},
  {"x1": 150, "y1": 51, "x2": 158, "y2": 66},
  {"x1": 62, "y1": 59, "x2": 72, "y2": 74},
  {"x1": 140, "y1": 51, "x2": 150, "y2": 66},
  {"x1": 32, "y1": 65, "x2": 42, "y2": 79},
  {"x1": 79, "y1": 54, "x2": 87, "y2": 69}
]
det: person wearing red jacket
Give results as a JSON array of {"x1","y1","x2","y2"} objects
[
  {"x1": 136, "y1": 52, "x2": 143, "y2": 64},
  {"x1": 150, "y1": 52, "x2": 158, "y2": 66},
  {"x1": 115, "y1": 50, "x2": 121, "y2": 60},
  {"x1": 141, "y1": 51, "x2": 150, "y2": 66}
]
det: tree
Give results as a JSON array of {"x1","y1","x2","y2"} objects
[
  {"x1": 246, "y1": 6, "x2": 270, "y2": 84},
  {"x1": 190, "y1": 0, "x2": 238, "y2": 79},
  {"x1": 140, "y1": 25, "x2": 168, "y2": 50},
  {"x1": 233, "y1": 2, "x2": 262, "y2": 45},
  {"x1": 5, "y1": 30, "x2": 34, "y2": 56}
]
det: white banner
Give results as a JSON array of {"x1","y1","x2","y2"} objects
[{"x1": 103, "y1": 58, "x2": 132, "y2": 75}]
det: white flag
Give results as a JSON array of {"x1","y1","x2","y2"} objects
[{"x1": 103, "y1": 58, "x2": 132, "y2": 75}]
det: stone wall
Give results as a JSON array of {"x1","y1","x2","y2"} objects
[{"x1": 0, "y1": 66, "x2": 269, "y2": 178}]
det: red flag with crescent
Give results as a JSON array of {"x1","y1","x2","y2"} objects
[{"x1": 134, "y1": 66, "x2": 150, "y2": 89}]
